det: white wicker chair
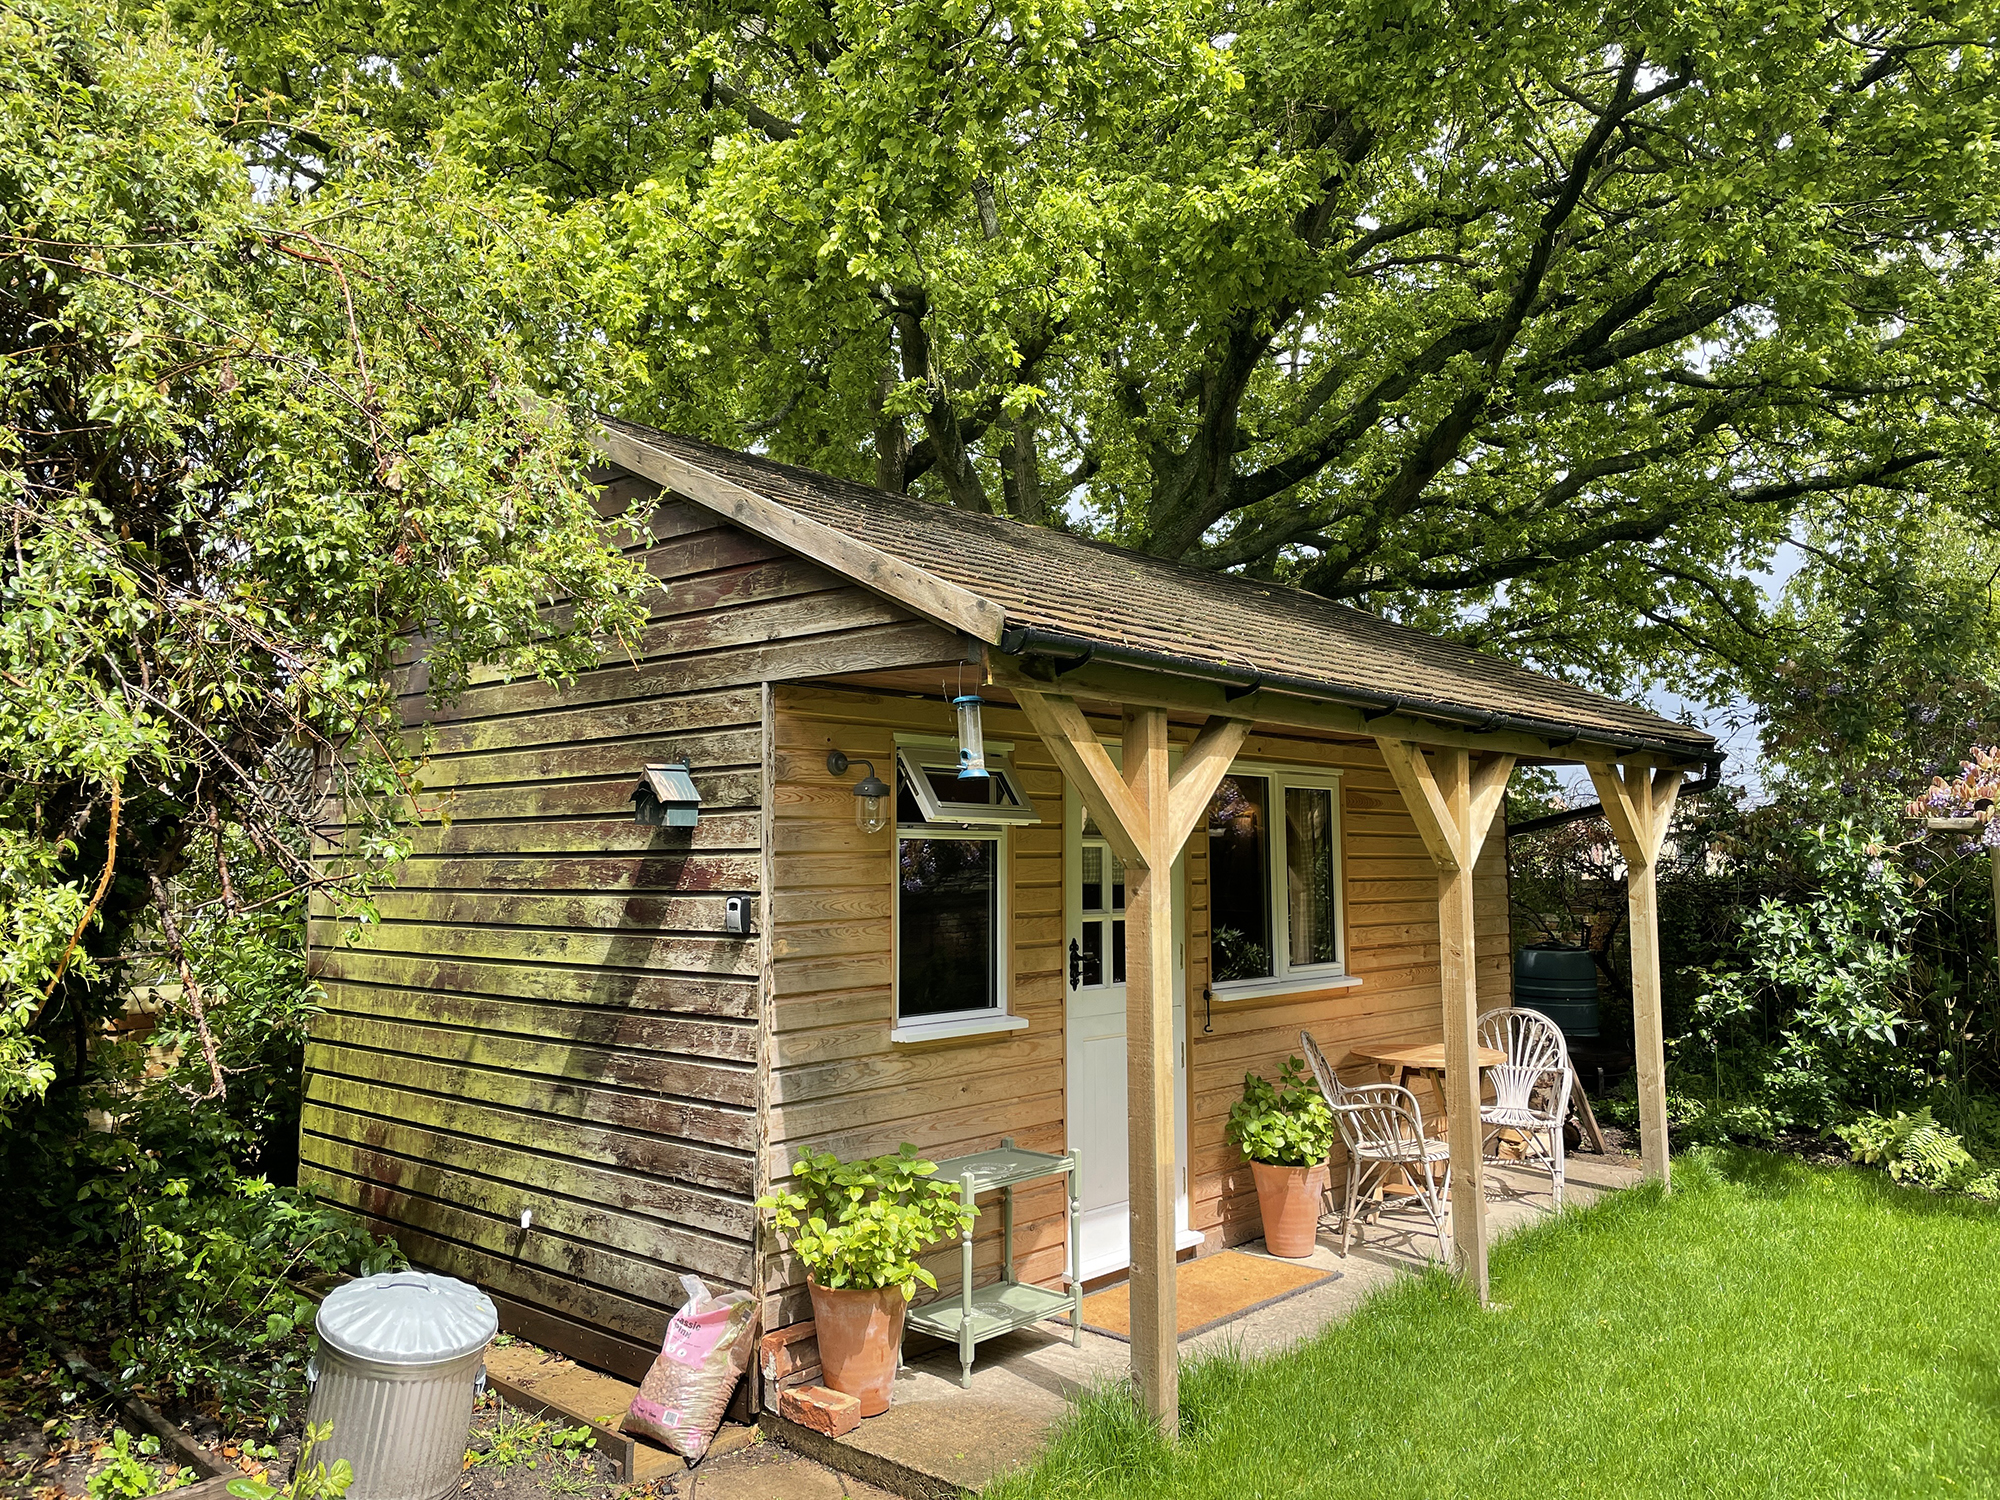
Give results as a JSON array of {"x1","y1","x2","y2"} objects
[
  {"x1": 1477, "y1": 1007, "x2": 1575, "y2": 1207},
  {"x1": 1300, "y1": 1030, "x2": 1452, "y2": 1263}
]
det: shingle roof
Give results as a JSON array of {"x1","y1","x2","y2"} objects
[{"x1": 600, "y1": 417, "x2": 1716, "y2": 759}]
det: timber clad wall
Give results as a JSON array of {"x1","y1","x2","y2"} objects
[
  {"x1": 761, "y1": 685, "x2": 1071, "y2": 1329},
  {"x1": 301, "y1": 484, "x2": 963, "y2": 1377}
]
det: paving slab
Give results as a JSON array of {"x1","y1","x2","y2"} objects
[{"x1": 687, "y1": 1440, "x2": 897, "y2": 1499}]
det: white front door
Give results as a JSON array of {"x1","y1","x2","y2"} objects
[{"x1": 1064, "y1": 788, "x2": 1197, "y2": 1283}]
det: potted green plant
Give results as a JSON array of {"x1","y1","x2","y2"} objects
[
  {"x1": 758, "y1": 1145, "x2": 975, "y2": 1416},
  {"x1": 1226, "y1": 1057, "x2": 1338, "y2": 1258}
]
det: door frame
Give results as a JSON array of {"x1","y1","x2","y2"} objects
[{"x1": 1060, "y1": 746, "x2": 1201, "y2": 1281}]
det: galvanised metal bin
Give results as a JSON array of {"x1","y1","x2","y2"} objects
[{"x1": 306, "y1": 1272, "x2": 497, "y2": 1500}]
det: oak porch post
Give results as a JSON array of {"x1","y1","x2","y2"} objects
[
  {"x1": 1120, "y1": 707, "x2": 1177, "y2": 1429},
  {"x1": 1376, "y1": 740, "x2": 1514, "y2": 1301},
  {"x1": 1013, "y1": 687, "x2": 1248, "y2": 1436},
  {"x1": 1586, "y1": 760, "x2": 1684, "y2": 1187}
]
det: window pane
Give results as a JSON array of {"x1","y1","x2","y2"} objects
[
  {"x1": 1112, "y1": 919, "x2": 1126, "y2": 984},
  {"x1": 1286, "y1": 786, "x2": 1338, "y2": 967},
  {"x1": 924, "y1": 767, "x2": 994, "y2": 805},
  {"x1": 1110, "y1": 856, "x2": 1126, "y2": 913},
  {"x1": 1081, "y1": 919, "x2": 1104, "y2": 987},
  {"x1": 898, "y1": 838, "x2": 998, "y2": 1017},
  {"x1": 1206, "y1": 774, "x2": 1271, "y2": 981},
  {"x1": 896, "y1": 761, "x2": 925, "y2": 824},
  {"x1": 1081, "y1": 845, "x2": 1104, "y2": 913}
]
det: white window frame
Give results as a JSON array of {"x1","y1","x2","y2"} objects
[
  {"x1": 894, "y1": 745, "x2": 1041, "y2": 825},
  {"x1": 1208, "y1": 762, "x2": 1359, "y2": 1002},
  {"x1": 889, "y1": 737, "x2": 1030, "y2": 1043}
]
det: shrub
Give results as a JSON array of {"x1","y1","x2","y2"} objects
[
  {"x1": 758, "y1": 1146, "x2": 976, "y2": 1299},
  {"x1": 1835, "y1": 1108, "x2": 2000, "y2": 1200}
]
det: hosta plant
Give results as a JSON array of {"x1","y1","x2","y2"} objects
[
  {"x1": 1227, "y1": 1057, "x2": 1337, "y2": 1168},
  {"x1": 758, "y1": 1146, "x2": 975, "y2": 1299}
]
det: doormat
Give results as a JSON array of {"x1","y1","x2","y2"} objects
[{"x1": 1079, "y1": 1252, "x2": 1339, "y2": 1343}]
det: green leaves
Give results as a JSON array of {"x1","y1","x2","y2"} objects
[
  {"x1": 757, "y1": 1145, "x2": 977, "y2": 1299},
  {"x1": 1225, "y1": 1055, "x2": 1336, "y2": 1168},
  {"x1": 1, "y1": 0, "x2": 652, "y2": 1106}
]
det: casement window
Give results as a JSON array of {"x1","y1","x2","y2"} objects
[
  {"x1": 1204, "y1": 765, "x2": 1349, "y2": 997},
  {"x1": 890, "y1": 744, "x2": 1036, "y2": 1041}
]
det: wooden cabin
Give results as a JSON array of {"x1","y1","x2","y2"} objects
[{"x1": 301, "y1": 418, "x2": 1716, "y2": 1422}]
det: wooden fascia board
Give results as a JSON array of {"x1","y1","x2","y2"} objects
[
  {"x1": 595, "y1": 425, "x2": 1008, "y2": 645},
  {"x1": 984, "y1": 654, "x2": 1690, "y2": 766}
]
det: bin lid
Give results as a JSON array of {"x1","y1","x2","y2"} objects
[{"x1": 316, "y1": 1272, "x2": 497, "y2": 1366}]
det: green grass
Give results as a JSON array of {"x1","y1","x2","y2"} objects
[{"x1": 987, "y1": 1151, "x2": 2000, "y2": 1499}]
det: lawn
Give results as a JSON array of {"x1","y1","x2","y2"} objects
[{"x1": 988, "y1": 1151, "x2": 2000, "y2": 1499}]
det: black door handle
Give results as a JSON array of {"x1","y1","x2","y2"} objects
[{"x1": 1068, "y1": 938, "x2": 1083, "y2": 990}]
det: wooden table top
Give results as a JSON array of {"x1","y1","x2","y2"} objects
[{"x1": 1350, "y1": 1041, "x2": 1507, "y2": 1071}]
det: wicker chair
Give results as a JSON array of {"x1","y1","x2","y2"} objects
[
  {"x1": 1300, "y1": 1030, "x2": 1452, "y2": 1263},
  {"x1": 1476, "y1": 1007, "x2": 1575, "y2": 1207}
]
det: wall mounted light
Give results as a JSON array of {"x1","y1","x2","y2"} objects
[
  {"x1": 632, "y1": 760, "x2": 702, "y2": 828},
  {"x1": 953, "y1": 694, "x2": 989, "y2": 780},
  {"x1": 827, "y1": 750, "x2": 893, "y2": 834}
]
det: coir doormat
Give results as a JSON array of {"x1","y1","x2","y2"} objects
[{"x1": 1080, "y1": 1251, "x2": 1338, "y2": 1342}]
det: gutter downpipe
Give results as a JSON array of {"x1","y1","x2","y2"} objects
[{"x1": 996, "y1": 625, "x2": 1728, "y2": 774}]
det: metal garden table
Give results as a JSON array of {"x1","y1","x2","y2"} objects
[{"x1": 904, "y1": 1138, "x2": 1082, "y2": 1388}]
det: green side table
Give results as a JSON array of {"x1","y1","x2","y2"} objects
[{"x1": 904, "y1": 1138, "x2": 1083, "y2": 1387}]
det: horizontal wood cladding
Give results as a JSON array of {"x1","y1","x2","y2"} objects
[
  {"x1": 1184, "y1": 732, "x2": 1515, "y2": 1253},
  {"x1": 305, "y1": 498, "x2": 972, "y2": 1370},
  {"x1": 760, "y1": 684, "x2": 1068, "y2": 1331}
]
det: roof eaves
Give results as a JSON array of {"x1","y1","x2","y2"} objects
[
  {"x1": 595, "y1": 420, "x2": 1007, "y2": 645},
  {"x1": 997, "y1": 625, "x2": 1720, "y2": 764}
]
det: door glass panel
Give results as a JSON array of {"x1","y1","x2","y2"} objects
[
  {"x1": 1286, "y1": 786, "x2": 1338, "y2": 967},
  {"x1": 897, "y1": 837, "x2": 998, "y2": 1017},
  {"x1": 1080, "y1": 919, "x2": 1104, "y2": 986},
  {"x1": 1081, "y1": 845, "x2": 1104, "y2": 912},
  {"x1": 1207, "y1": 774, "x2": 1272, "y2": 981}
]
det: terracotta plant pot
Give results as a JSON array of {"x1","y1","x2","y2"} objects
[
  {"x1": 1251, "y1": 1160, "x2": 1328, "y2": 1258},
  {"x1": 807, "y1": 1278, "x2": 908, "y2": 1417}
]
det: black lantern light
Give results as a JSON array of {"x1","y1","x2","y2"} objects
[
  {"x1": 827, "y1": 750, "x2": 893, "y2": 834},
  {"x1": 632, "y1": 761, "x2": 702, "y2": 828}
]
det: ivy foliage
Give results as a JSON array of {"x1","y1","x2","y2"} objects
[
  {"x1": 0, "y1": 0, "x2": 652, "y2": 1106},
  {"x1": 1226, "y1": 1055, "x2": 1337, "y2": 1168},
  {"x1": 758, "y1": 1146, "x2": 976, "y2": 1299}
]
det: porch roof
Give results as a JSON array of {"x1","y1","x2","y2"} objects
[{"x1": 597, "y1": 417, "x2": 1716, "y2": 762}]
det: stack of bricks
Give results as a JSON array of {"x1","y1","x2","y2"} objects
[{"x1": 759, "y1": 1323, "x2": 861, "y2": 1437}]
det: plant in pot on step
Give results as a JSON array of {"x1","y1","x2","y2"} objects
[
  {"x1": 1227, "y1": 1057, "x2": 1338, "y2": 1258},
  {"x1": 758, "y1": 1146, "x2": 976, "y2": 1416}
]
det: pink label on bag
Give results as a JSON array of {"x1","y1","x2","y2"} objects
[{"x1": 662, "y1": 1305, "x2": 733, "y2": 1367}]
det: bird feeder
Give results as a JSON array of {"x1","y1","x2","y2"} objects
[{"x1": 953, "y1": 694, "x2": 989, "y2": 779}]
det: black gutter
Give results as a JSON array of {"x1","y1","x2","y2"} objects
[
  {"x1": 997, "y1": 625, "x2": 1726, "y2": 768},
  {"x1": 1504, "y1": 755, "x2": 1725, "y2": 841}
]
